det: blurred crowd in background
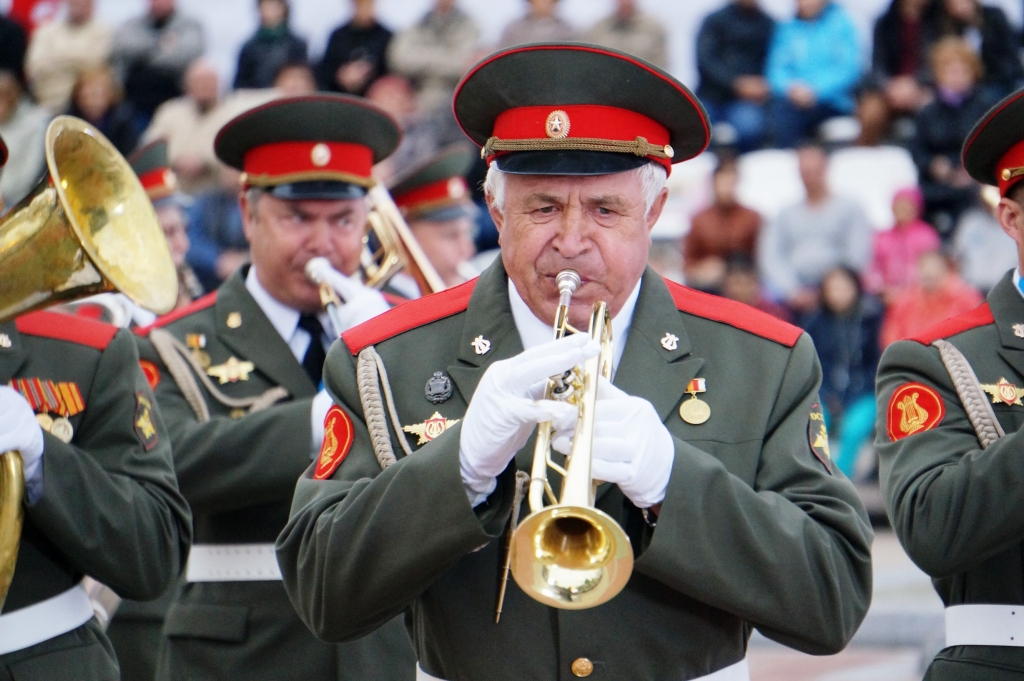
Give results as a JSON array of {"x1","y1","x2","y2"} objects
[{"x1": 0, "y1": 0, "x2": 1021, "y2": 480}]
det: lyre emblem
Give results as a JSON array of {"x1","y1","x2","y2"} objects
[{"x1": 897, "y1": 391, "x2": 929, "y2": 435}]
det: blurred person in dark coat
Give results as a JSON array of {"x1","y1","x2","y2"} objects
[
  {"x1": 870, "y1": 0, "x2": 939, "y2": 115},
  {"x1": 67, "y1": 66, "x2": 139, "y2": 156},
  {"x1": 318, "y1": 0, "x2": 392, "y2": 96},
  {"x1": 0, "y1": 12, "x2": 27, "y2": 85},
  {"x1": 234, "y1": 0, "x2": 308, "y2": 90},
  {"x1": 934, "y1": 0, "x2": 1022, "y2": 98}
]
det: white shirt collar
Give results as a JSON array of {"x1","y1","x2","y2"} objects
[
  {"x1": 507, "y1": 276, "x2": 642, "y2": 371},
  {"x1": 246, "y1": 266, "x2": 301, "y2": 342}
]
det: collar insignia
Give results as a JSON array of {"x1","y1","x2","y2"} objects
[{"x1": 471, "y1": 335, "x2": 491, "y2": 355}]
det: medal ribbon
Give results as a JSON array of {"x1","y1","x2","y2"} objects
[{"x1": 7, "y1": 379, "x2": 84, "y2": 416}]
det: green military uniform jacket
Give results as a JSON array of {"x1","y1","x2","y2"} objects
[
  {"x1": 0, "y1": 311, "x2": 191, "y2": 681},
  {"x1": 277, "y1": 260, "x2": 874, "y2": 681},
  {"x1": 877, "y1": 271, "x2": 1024, "y2": 680},
  {"x1": 135, "y1": 268, "x2": 415, "y2": 681}
]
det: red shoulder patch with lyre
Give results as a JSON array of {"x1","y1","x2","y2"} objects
[
  {"x1": 16, "y1": 310, "x2": 118, "y2": 350},
  {"x1": 343, "y1": 278, "x2": 477, "y2": 354},
  {"x1": 135, "y1": 291, "x2": 218, "y2": 337},
  {"x1": 907, "y1": 302, "x2": 994, "y2": 344},
  {"x1": 139, "y1": 360, "x2": 160, "y2": 390},
  {"x1": 887, "y1": 382, "x2": 945, "y2": 441},
  {"x1": 663, "y1": 279, "x2": 802, "y2": 348},
  {"x1": 314, "y1": 405, "x2": 355, "y2": 480}
]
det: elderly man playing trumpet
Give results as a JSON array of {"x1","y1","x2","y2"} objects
[
  {"x1": 134, "y1": 95, "x2": 416, "y2": 681},
  {"x1": 277, "y1": 44, "x2": 873, "y2": 681}
]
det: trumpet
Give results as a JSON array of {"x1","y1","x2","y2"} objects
[{"x1": 506, "y1": 270, "x2": 634, "y2": 611}]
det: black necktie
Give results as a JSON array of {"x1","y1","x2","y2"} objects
[{"x1": 298, "y1": 314, "x2": 327, "y2": 386}]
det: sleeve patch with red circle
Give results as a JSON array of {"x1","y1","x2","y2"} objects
[
  {"x1": 314, "y1": 405, "x2": 354, "y2": 480},
  {"x1": 887, "y1": 382, "x2": 945, "y2": 442},
  {"x1": 139, "y1": 360, "x2": 160, "y2": 390}
]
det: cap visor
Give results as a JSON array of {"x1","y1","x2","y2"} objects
[
  {"x1": 494, "y1": 150, "x2": 652, "y2": 176},
  {"x1": 267, "y1": 181, "x2": 367, "y2": 201}
]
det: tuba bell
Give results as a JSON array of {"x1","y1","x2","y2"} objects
[
  {"x1": 505, "y1": 270, "x2": 634, "y2": 611},
  {"x1": 0, "y1": 116, "x2": 178, "y2": 610}
]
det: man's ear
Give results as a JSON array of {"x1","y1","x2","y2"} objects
[
  {"x1": 486, "y1": 192, "x2": 505, "y2": 239},
  {"x1": 644, "y1": 187, "x2": 669, "y2": 233},
  {"x1": 997, "y1": 196, "x2": 1024, "y2": 250},
  {"x1": 239, "y1": 189, "x2": 256, "y2": 244}
]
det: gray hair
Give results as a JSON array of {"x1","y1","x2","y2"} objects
[{"x1": 484, "y1": 162, "x2": 668, "y2": 215}]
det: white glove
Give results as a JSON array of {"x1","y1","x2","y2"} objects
[
  {"x1": 0, "y1": 386, "x2": 45, "y2": 497},
  {"x1": 306, "y1": 257, "x2": 390, "y2": 332},
  {"x1": 310, "y1": 389, "x2": 335, "y2": 458},
  {"x1": 553, "y1": 379, "x2": 674, "y2": 508},
  {"x1": 459, "y1": 334, "x2": 599, "y2": 505}
]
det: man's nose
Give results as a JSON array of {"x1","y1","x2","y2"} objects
[
  {"x1": 551, "y1": 206, "x2": 589, "y2": 257},
  {"x1": 307, "y1": 220, "x2": 334, "y2": 255}
]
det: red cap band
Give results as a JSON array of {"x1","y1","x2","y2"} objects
[
  {"x1": 997, "y1": 140, "x2": 1024, "y2": 196},
  {"x1": 394, "y1": 177, "x2": 469, "y2": 214},
  {"x1": 490, "y1": 104, "x2": 672, "y2": 170},
  {"x1": 137, "y1": 167, "x2": 176, "y2": 199},
  {"x1": 242, "y1": 141, "x2": 374, "y2": 187}
]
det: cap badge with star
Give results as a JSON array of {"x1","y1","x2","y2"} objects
[
  {"x1": 453, "y1": 42, "x2": 709, "y2": 176},
  {"x1": 963, "y1": 88, "x2": 1024, "y2": 197},
  {"x1": 214, "y1": 94, "x2": 401, "y2": 201},
  {"x1": 388, "y1": 143, "x2": 478, "y2": 222}
]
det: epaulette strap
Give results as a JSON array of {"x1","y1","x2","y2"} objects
[
  {"x1": 343, "y1": 278, "x2": 477, "y2": 354},
  {"x1": 16, "y1": 311, "x2": 118, "y2": 350},
  {"x1": 662, "y1": 279, "x2": 802, "y2": 348},
  {"x1": 135, "y1": 291, "x2": 218, "y2": 337},
  {"x1": 932, "y1": 339, "x2": 1004, "y2": 448},
  {"x1": 908, "y1": 303, "x2": 994, "y2": 344}
]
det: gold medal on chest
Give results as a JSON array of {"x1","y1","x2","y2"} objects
[
  {"x1": 403, "y1": 412, "x2": 461, "y2": 446},
  {"x1": 679, "y1": 378, "x2": 710, "y2": 425}
]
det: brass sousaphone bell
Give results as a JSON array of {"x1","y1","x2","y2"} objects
[{"x1": 0, "y1": 116, "x2": 178, "y2": 610}]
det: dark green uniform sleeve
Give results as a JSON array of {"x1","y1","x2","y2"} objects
[
  {"x1": 278, "y1": 343, "x2": 515, "y2": 641},
  {"x1": 877, "y1": 339, "x2": 1024, "y2": 578},
  {"x1": 26, "y1": 329, "x2": 192, "y2": 601},
  {"x1": 638, "y1": 334, "x2": 873, "y2": 654},
  {"x1": 137, "y1": 338, "x2": 315, "y2": 515}
]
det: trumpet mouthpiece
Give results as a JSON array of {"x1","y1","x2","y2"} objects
[
  {"x1": 305, "y1": 257, "x2": 330, "y2": 283},
  {"x1": 555, "y1": 270, "x2": 581, "y2": 295}
]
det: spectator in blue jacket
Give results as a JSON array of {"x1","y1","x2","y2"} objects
[
  {"x1": 766, "y1": 0, "x2": 861, "y2": 147},
  {"x1": 185, "y1": 165, "x2": 249, "y2": 291},
  {"x1": 695, "y1": 0, "x2": 775, "y2": 152}
]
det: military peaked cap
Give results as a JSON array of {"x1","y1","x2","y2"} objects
[
  {"x1": 388, "y1": 144, "x2": 478, "y2": 222},
  {"x1": 963, "y1": 88, "x2": 1024, "y2": 197},
  {"x1": 453, "y1": 42, "x2": 710, "y2": 176},
  {"x1": 128, "y1": 140, "x2": 179, "y2": 203},
  {"x1": 214, "y1": 94, "x2": 401, "y2": 200}
]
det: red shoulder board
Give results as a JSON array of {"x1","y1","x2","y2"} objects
[
  {"x1": 16, "y1": 310, "x2": 118, "y2": 350},
  {"x1": 907, "y1": 302, "x2": 994, "y2": 344},
  {"x1": 343, "y1": 278, "x2": 477, "y2": 354},
  {"x1": 314, "y1": 405, "x2": 355, "y2": 480},
  {"x1": 135, "y1": 291, "x2": 218, "y2": 337},
  {"x1": 663, "y1": 279, "x2": 802, "y2": 348}
]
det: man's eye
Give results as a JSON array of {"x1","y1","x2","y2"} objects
[
  {"x1": 597, "y1": 207, "x2": 613, "y2": 216},
  {"x1": 537, "y1": 206, "x2": 557, "y2": 214}
]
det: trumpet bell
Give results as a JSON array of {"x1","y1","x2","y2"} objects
[
  {"x1": 510, "y1": 504, "x2": 633, "y2": 609},
  {"x1": 0, "y1": 116, "x2": 177, "y2": 323}
]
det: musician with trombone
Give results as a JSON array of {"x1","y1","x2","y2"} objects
[
  {"x1": 0, "y1": 122, "x2": 192, "y2": 680},
  {"x1": 133, "y1": 94, "x2": 417, "y2": 680},
  {"x1": 277, "y1": 43, "x2": 874, "y2": 681}
]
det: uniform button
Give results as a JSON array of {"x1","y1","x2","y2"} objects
[{"x1": 571, "y1": 658, "x2": 594, "y2": 677}]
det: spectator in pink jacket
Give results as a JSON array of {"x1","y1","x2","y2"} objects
[{"x1": 865, "y1": 186, "x2": 941, "y2": 301}]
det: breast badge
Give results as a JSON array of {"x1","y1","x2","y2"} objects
[
  {"x1": 980, "y1": 378, "x2": 1024, "y2": 406},
  {"x1": 207, "y1": 357, "x2": 255, "y2": 384},
  {"x1": 425, "y1": 371, "x2": 453, "y2": 404},
  {"x1": 134, "y1": 392, "x2": 159, "y2": 451},
  {"x1": 186, "y1": 334, "x2": 211, "y2": 369},
  {"x1": 887, "y1": 382, "x2": 945, "y2": 442},
  {"x1": 807, "y1": 403, "x2": 831, "y2": 473},
  {"x1": 314, "y1": 405, "x2": 354, "y2": 480},
  {"x1": 678, "y1": 378, "x2": 710, "y2": 425},
  {"x1": 403, "y1": 412, "x2": 461, "y2": 446}
]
